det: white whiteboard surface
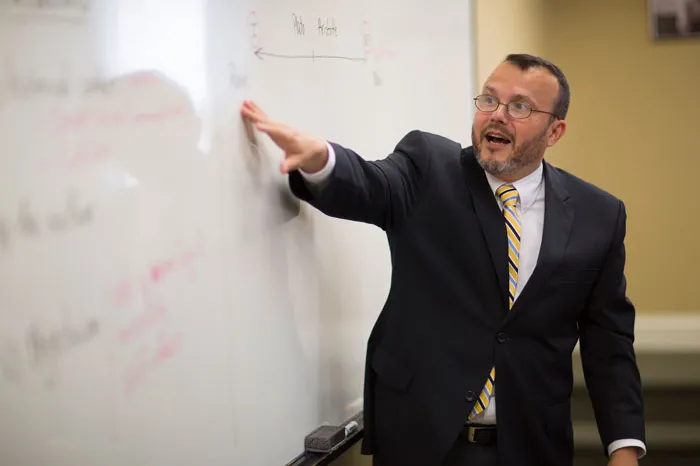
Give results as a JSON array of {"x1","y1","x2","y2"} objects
[{"x1": 0, "y1": 1, "x2": 475, "y2": 465}]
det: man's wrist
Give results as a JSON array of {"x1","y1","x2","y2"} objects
[
  {"x1": 608, "y1": 439, "x2": 646, "y2": 459},
  {"x1": 299, "y1": 142, "x2": 335, "y2": 185},
  {"x1": 299, "y1": 143, "x2": 329, "y2": 174},
  {"x1": 610, "y1": 446, "x2": 640, "y2": 461}
]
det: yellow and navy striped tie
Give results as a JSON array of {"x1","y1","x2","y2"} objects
[{"x1": 468, "y1": 183, "x2": 520, "y2": 420}]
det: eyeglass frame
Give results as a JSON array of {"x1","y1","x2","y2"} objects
[{"x1": 473, "y1": 94, "x2": 561, "y2": 120}]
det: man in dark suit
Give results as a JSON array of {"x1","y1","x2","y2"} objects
[{"x1": 240, "y1": 54, "x2": 646, "y2": 466}]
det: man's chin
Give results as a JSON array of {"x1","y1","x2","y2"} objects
[
  {"x1": 475, "y1": 149, "x2": 516, "y2": 175},
  {"x1": 477, "y1": 148, "x2": 513, "y2": 163}
]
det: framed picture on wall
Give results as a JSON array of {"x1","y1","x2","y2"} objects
[{"x1": 649, "y1": 0, "x2": 700, "y2": 39}]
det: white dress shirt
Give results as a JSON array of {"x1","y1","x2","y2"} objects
[
  {"x1": 300, "y1": 142, "x2": 646, "y2": 458},
  {"x1": 476, "y1": 160, "x2": 545, "y2": 425}
]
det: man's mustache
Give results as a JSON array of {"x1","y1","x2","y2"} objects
[{"x1": 481, "y1": 125, "x2": 514, "y2": 142}]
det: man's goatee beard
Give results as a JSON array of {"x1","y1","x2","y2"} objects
[
  {"x1": 472, "y1": 128, "x2": 519, "y2": 175},
  {"x1": 475, "y1": 150, "x2": 519, "y2": 175},
  {"x1": 472, "y1": 125, "x2": 548, "y2": 176}
]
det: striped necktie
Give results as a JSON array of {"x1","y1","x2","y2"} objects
[{"x1": 468, "y1": 184, "x2": 520, "y2": 420}]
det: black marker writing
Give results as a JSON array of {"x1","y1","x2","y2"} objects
[
  {"x1": 317, "y1": 17, "x2": 338, "y2": 37},
  {"x1": 26, "y1": 319, "x2": 99, "y2": 366},
  {"x1": 292, "y1": 13, "x2": 306, "y2": 36},
  {"x1": 17, "y1": 200, "x2": 41, "y2": 236},
  {"x1": 1, "y1": 192, "x2": 93, "y2": 254}
]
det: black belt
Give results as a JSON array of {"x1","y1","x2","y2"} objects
[{"x1": 460, "y1": 424, "x2": 497, "y2": 445}]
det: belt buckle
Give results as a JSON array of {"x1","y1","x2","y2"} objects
[
  {"x1": 466, "y1": 425, "x2": 495, "y2": 444},
  {"x1": 467, "y1": 426, "x2": 478, "y2": 443}
]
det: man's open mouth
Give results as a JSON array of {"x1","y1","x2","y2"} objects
[{"x1": 485, "y1": 132, "x2": 512, "y2": 145}]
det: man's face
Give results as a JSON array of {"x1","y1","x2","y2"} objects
[{"x1": 472, "y1": 62, "x2": 565, "y2": 180}]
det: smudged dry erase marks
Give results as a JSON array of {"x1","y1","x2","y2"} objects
[
  {"x1": 0, "y1": 0, "x2": 92, "y2": 13},
  {"x1": 26, "y1": 318, "x2": 100, "y2": 367},
  {"x1": 118, "y1": 303, "x2": 167, "y2": 344},
  {"x1": 45, "y1": 190, "x2": 93, "y2": 232},
  {"x1": 122, "y1": 333, "x2": 183, "y2": 393},
  {"x1": 0, "y1": 192, "x2": 93, "y2": 254},
  {"x1": 0, "y1": 0, "x2": 91, "y2": 24},
  {"x1": 108, "y1": 246, "x2": 201, "y2": 393},
  {"x1": 8, "y1": 73, "x2": 69, "y2": 99},
  {"x1": 0, "y1": 64, "x2": 115, "y2": 102},
  {"x1": 125, "y1": 72, "x2": 161, "y2": 89},
  {"x1": 363, "y1": 19, "x2": 372, "y2": 56},
  {"x1": 228, "y1": 63, "x2": 248, "y2": 89},
  {"x1": 0, "y1": 311, "x2": 100, "y2": 387},
  {"x1": 150, "y1": 259, "x2": 175, "y2": 284},
  {"x1": 133, "y1": 105, "x2": 188, "y2": 123},
  {"x1": 64, "y1": 143, "x2": 110, "y2": 170},
  {"x1": 17, "y1": 199, "x2": 41, "y2": 237},
  {"x1": 54, "y1": 104, "x2": 188, "y2": 131},
  {"x1": 108, "y1": 247, "x2": 202, "y2": 309}
]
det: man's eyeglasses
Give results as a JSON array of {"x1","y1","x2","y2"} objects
[{"x1": 473, "y1": 94, "x2": 560, "y2": 120}]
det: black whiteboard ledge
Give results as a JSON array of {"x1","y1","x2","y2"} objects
[{"x1": 285, "y1": 412, "x2": 364, "y2": 466}]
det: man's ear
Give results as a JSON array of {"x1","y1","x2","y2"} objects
[{"x1": 547, "y1": 120, "x2": 566, "y2": 147}]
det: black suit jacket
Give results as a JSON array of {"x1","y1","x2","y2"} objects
[{"x1": 288, "y1": 130, "x2": 645, "y2": 466}]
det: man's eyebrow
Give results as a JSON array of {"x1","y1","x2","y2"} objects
[
  {"x1": 511, "y1": 93, "x2": 535, "y2": 104},
  {"x1": 482, "y1": 87, "x2": 536, "y2": 105}
]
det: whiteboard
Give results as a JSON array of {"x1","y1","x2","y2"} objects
[{"x1": 0, "y1": 1, "x2": 475, "y2": 465}]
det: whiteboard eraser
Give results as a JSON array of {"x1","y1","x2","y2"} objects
[{"x1": 304, "y1": 425, "x2": 346, "y2": 453}]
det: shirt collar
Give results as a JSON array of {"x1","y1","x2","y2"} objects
[{"x1": 484, "y1": 162, "x2": 544, "y2": 212}]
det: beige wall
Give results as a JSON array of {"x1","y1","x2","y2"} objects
[
  {"x1": 474, "y1": 0, "x2": 545, "y2": 84},
  {"x1": 539, "y1": 0, "x2": 700, "y2": 313}
]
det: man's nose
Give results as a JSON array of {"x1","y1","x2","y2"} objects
[{"x1": 489, "y1": 103, "x2": 509, "y2": 124}]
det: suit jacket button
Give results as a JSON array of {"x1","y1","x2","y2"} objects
[
  {"x1": 465, "y1": 391, "x2": 475, "y2": 402},
  {"x1": 497, "y1": 332, "x2": 508, "y2": 343}
]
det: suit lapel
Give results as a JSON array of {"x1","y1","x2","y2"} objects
[
  {"x1": 504, "y1": 161, "x2": 574, "y2": 325},
  {"x1": 461, "y1": 149, "x2": 509, "y2": 310}
]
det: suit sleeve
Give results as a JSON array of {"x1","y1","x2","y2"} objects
[
  {"x1": 288, "y1": 130, "x2": 433, "y2": 231},
  {"x1": 578, "y1": 200, "x2": 646, "y2": 456}
]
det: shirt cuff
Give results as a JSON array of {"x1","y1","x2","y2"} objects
[
  {"x1": 299, "y1": 142, "x2": 336, "y2": 185},
  {"x1": 608, "y1": 439, "x2": 646, "y2": 459}
]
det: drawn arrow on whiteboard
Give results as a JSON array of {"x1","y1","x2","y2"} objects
[{"x1": 254, "y1": 48, "x2": 367, "y2": 63}]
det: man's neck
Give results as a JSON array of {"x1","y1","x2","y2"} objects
[{"x1": 487, "y1": 160, "x2": 543, "y2": 184}]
